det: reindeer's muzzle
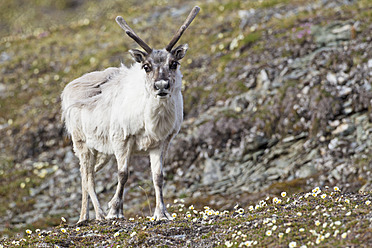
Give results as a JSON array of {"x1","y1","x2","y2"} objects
[{"x1": 154, "y1": 80, "x2": 170, "y2": 99}]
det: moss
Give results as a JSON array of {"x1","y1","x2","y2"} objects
[
  {"x1": 268, "y1": 178, "x2": 309, "y2": 195},
  {"x1": 258, "y1": 0, "x2": 290, "y2": 9},
  {"x1": 241, "y1": 31, "x2": 261, "y2": 46}
]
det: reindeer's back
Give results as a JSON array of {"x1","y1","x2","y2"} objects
[
  {"x1": 61, "y1": 67, "x2": 120, "y2": 112},
  {"x1": 61, "y1": 67, "x2": 123, "y2": 140}
]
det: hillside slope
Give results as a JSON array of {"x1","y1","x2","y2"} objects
[{"x1": 0, "y1": 0, "x2": 371, "y2": 242}]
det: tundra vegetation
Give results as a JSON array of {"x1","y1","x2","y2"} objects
[{"x1": 0, "y1": 0, "x2": 371, "y2": 247}]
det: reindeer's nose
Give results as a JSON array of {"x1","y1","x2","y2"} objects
[{"x1": 154, "y1": 80, "x2": 170, "y2": 90}]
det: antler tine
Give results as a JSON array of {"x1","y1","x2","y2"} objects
[
  {"x1": 165, "y1": 6, "x2": 200, "y2": 52},
  {"x1": 116, "y1": 16, "x2": 153, "y2": 54}
]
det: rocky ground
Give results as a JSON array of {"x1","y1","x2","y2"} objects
[
  {"x1": 0, "y1": 0, "x2": 371, "y2": 246},
  {"x1": 2, "y1": 188, "x2": 372, "y2": 247}
]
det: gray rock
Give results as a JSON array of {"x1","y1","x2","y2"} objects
[
  {"x1": 312, "y1": 22, "x2": 353, "y2": 45},
  {"x1": 201, "y1": 158, "x2": 223, "y2": 185},
  {"x1": 295, "y1": 163, "x2": 317, "y2": 178},
  {"x1": 326, "y1": 72, "x2": 338, "y2": 85},
  {"x1": 0, "y1": 52, "x2": 11, "y2": 63},
  {"x1": 332, "y1": 123, "x2": 355, "y2": 136}
]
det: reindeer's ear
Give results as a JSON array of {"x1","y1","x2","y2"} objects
[
  {"x1": 129, "y1": 49, "x2": 147, "y2": 63},
  {"x1": 171, "y1": 44, "x2": 188, "y2": 60}
]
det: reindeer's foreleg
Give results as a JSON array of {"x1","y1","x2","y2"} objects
[
  {"x1": 106, "y1": 138, "x2": 134, "y2": 219},
  {"x1": 150, "y1": 145, "x2": 173, "y2": 220}
]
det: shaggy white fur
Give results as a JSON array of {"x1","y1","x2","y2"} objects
[{"x1": 61, "y1": 53, "x2": 184, "y2": 222}]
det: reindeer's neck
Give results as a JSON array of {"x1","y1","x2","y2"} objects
[{"x1": 145, "y1": 97, "x2": 176, "y2": 139}]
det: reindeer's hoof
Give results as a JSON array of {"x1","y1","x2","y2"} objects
[
  {"x1": 106, "y1": 211, "x2": 125, "y2": 220},
  {"x1": 96, "y1": 211, "x2": 107, "y2": 221},
  {"x1": 76, "y1": 219, "x2": 89, "y2": 226},
  {"x1": 154, "y1": 209, "x2": 174, "y2": 221}
]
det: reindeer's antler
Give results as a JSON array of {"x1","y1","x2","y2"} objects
[
  {"x1": 165, "y1": 6, "x2": 200, "y2": 52},
  {"x1": 116, "y1": 16, "x2": 153, "y2": 54}
]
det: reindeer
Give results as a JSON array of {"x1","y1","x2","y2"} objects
[{"x1": 61, "y1": 6, "x2": 200, "y2": 222}]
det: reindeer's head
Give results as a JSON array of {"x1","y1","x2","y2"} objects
[{"x1": 116, "y1": 6, "x2": 200, "y2": 99}]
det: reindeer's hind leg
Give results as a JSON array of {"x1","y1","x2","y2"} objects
[
  {"x1": 73, "y1": 135, "x2": 105, "y2": 222},
  {"x1": 94, "y1": 153, "x2": 111, "y2": 173}
]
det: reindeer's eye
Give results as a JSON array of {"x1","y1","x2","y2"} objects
[
  {"x1": 169, "y1": 61, "x2": 179, "y2": 70},
  {"x1": 142, "y1": 64, "x2": 152, "y2": 73}
]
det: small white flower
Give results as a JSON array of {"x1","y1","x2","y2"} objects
[
  {"x1": 61, "y1": 217, "x2": 66, "y2": 222},
  {"x1": 266, "y1": 230, "x2": 272, "y2": 236},
  {"x1": 225, "y1": 240, "x2": 233, "y2": 248},
  {"x1": 60, "y1": 228, "x2": 67, "y2": 233},
  {"x1": 130, "y1": 231, "x2": 137, "y2": 237},
  {"x1": 172, "y1": 213, "x2": 177, "y2": 218},
  {"x1": 334, "y1": 186, "x2": 340, "y2": 191},
  {"x1": 321, "y1": 194, "x2": 327, "y2": 199},
  {"x1": 249, "y1": 205, "x2": 254, "y2": 211},
  {"x1": 236, "y1": 208, "x2": 244, "y2": 214},
  {"x1": 286, "y1": 228, "x2": 291, "y2": 234},
  {"x1": 341, "y1": 232, "x2": 347, "y2": 239},
  {"x1": 25, "y1": 229, "x2": 32, "y2": 235},
  {"x1": 189, "y1": 205, "x2": 195, "y2": 210},
  {"x1": 366, "y1": 200, "x2": 371, "y2": 206},
  {"x1": 289, "y1": 241, "x2": 297, "y2": 247},
  {"x1": 345, "y1": 199, "x2": 350, "y2": 204},
  {"x1": 315, "y1": 220, "x2": 321, "y2": 226},
  {"x1": 114, "y1": 232, "x2": 120, "y2": 237},
  {"x1": 75, "y1": 227, "x2": 80, "y2": 231},
  {"x1": 297, "y1": 212, "x2": 302, "y2": 216},
  {"x1": 312, "y1": 187, "x2": 321, "y2": 193},
  {"x1": 316, "y1": 238, "x2": 321, "y2": 245},
  {"x1": 281, "y1": 192, "x2": 287, "y2": 197},
  {"x1": 299, "y1": 228, "x2": 305, "y2": 232},
  {"x1": 334, "y1": 221, "x2": 342, "y2": 226},
  {"x1": 345, "y1": 211, "x2": 351, "y2": 216}
]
